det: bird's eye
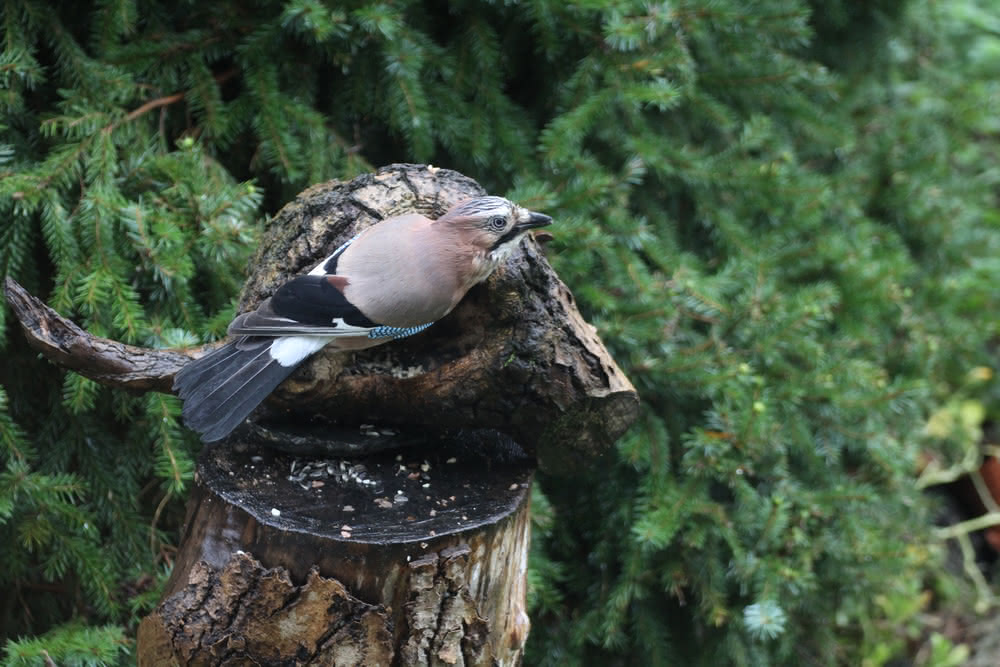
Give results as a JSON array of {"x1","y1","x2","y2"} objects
[{"x1": 487, "y1": 216, "x2": 507, "y2": 232}]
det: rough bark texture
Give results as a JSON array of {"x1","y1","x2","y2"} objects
[
  {"x1": 3, "y1": 164, "x2": 638, "y2": 470},
  {"x1": 2, "y1": 277, "x2": 193, "y2": 393},
  {"x1": 137, "y1": 443, "x2": 532, "y2": 666},
  {"x1": 137, "y1": 555, "x2": 394, "y2": 667}
]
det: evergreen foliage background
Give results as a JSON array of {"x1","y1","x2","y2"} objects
[{"x1": 1, "y1": 0, "x2": 998, "y2": 664}]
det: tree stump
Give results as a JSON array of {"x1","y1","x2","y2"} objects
[
  {"x1": 4, "y1": 164, "x2": 638, "y2": 665},
  {"x1": 137, "y1": 441, "x2": 533, "y2": 665}
]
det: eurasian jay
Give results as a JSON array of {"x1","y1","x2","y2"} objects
[{"x1": 173, "y1": 196, "x2": 553, "y2": 442}]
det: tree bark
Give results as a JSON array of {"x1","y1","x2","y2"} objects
[
  {"x1": 2, "y1": 277, "x2": 192, "y2": 394},
  {"x1": 137, "y1": 441, "x2": 532, "y2": 666}
]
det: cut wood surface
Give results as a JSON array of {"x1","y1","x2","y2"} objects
[{"x1": 137, "y1": 441, "x2": 532, "y2": 666}]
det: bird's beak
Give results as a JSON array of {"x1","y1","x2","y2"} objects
[{"x1": 517, "y1": 211, "x2": 553, "y2": 231}]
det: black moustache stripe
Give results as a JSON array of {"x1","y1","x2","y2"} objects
[{"x1": 489, "y1": 227, "x2": 525, "y2": 252}]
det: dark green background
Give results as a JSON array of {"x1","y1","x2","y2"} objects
[{"x1": 2, "y1": 0, "x2": 999, "y2": 664}]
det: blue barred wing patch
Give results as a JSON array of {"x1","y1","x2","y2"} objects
[{"x1": 368, "y1": 323, "x2": 433, "y2": 340}]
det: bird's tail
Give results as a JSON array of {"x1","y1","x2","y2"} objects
[{"x1": 172, "y1": 337, "x2": 300, "y2": 442}]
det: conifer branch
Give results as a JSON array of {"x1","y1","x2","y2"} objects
[
  {"x1": 112, "y1": 68, "x2": 238, "y2": 129},
  {"x1": 123, "y1": 91, "x2": 186, "y2": 123},
  {"x1": 934, "y1": 512, "x2": 1000, "y2": 540}
]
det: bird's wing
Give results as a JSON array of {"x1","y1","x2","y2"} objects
[
  {"x1": 308, "y1": 234, "x2": 357, "y2": 276},
  {"x1": 228, "y1": 232, "x2": 375, "y2": 335},
  {"x1": 227, "y1": 274, "x2": 375, "y2": 336},
  {"x1": 228, "y1": 229, "x2": 434, "y2": 340},
  {"x1": 228, "y1": 275, "x2": 433, "y2": 339}
]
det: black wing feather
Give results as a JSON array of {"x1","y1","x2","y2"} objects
[
  {"x1": 270, "y1": 275, "x2": 375, "y2": 328},
  {"x1": 173, "y1": 233, "x2": 374, "y2": 440},
  {"x1": 321, "y1": 233, "x2": 356, "y2": 273}
]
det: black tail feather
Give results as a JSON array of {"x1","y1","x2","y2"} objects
[
  {"x1": 173, "y1": 338, "x2": 301, "y2": 442},
  {"x1": 174, "y1": 344, "x2": 244, "y2": 387},
  {"x1": 177, "y1": 344, "x2": 271, "y2": 407},
  {"x1": 173, "y1": 345, "x2": 248, "y2": 403}
]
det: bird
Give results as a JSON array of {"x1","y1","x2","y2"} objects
[{"x1": 172, "y1": 195, "x2": 553, "y2": 442}]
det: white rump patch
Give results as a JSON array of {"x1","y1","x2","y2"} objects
[{"x1": 269, "y1": 335, "x2": 334, "y2": 367}]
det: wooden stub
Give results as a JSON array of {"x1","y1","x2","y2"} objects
[
  {"x1": 138, "y1": 555, "x2": 394, "y2": 666},
  {"x1": 137, "y1": 441, "x2": 532, "y2": 666},
  {"x1": 2, "y1": 277, "x2": 192, "y2": 394}
]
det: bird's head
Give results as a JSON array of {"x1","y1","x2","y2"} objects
[{"x1": 438, "y1": 196, "x2": 553, "y2": 262}]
